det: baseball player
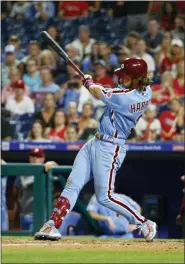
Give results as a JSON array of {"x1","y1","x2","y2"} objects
[
  {"x1": 35, "y1": 58, "x2": 157, "y2": 242},
  {"x1": 87, "y1": 194, "x2": 141, "y2": 238}
]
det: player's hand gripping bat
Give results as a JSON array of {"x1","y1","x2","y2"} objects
[{"x1": 41, "y1": 31, "x2": 85, "y2": 78}]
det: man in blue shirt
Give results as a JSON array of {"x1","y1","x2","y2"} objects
[{"x1": 87, "y1": 194, "x2": 141, "y2": 238}]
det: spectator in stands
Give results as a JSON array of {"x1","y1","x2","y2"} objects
[
  {"x1": 89, "y1": 1, "x2": 101, "y2": 14},
  {"x1": 47, "y1": 109, "x2": 67, "y2": 141},
  {"x1": 152, "y1": 71, "x2": 175, "y2": 109},
  {"x1": 39, "y1": 49, "x2": 56, "y2": 70},
  {"x1": 98, "y1": 42, "x2": 118, "y2": 72},
  {"x1": 124, "y1": 31, "x2": 140, "y2": 57},
  {"x1": 2, "y1": 45, "x2": 20, "y2": 87},
  {"x1": 32, "y1": 68, "x2": 60, "y2": 110},
  {"x1": 65, "y1": 45, "x2": 81, "y2": 63},
  {"x1": 58, "y1": 1, "x2": 89, "y2": 18},
  {"x1": 161, "y1": 1, "x2": 177, "y2": 31},
  {"x1": 5, "y1": 80, "x2": 34, "y2": 116},
  {"x1": 8, "y1": 35, "x2": 25, "y2": 61},
  {"x1": 10, "y1": 1, "x2": 31, "y2": 19},
  {"x1": 125, "y1": 1, "x2": 149, "y2": 33},
  {"x1": 26, "y1": 120, "x2": 49, "y2": 142},
  {"x1": 55, "y1": 61, "x2": 81, "y2": 86},
  {"x1": 78, "y1": 102, "x2": 98, "y2": 138},
  {"x1": 135, "y1": 39, "x2": 155, "y2": 78},
  {"x1": 34, "y1": 2, "x2": 55, "y2": 20},
  {"x1": 171, "y1": 15, "x2": 185, "y2": 42},
  {"x1": 159, "y1": 98, "x2": 184, "y2": 141},
  {"x1": 70, "y1": 25, "x2": 96, "y2": 61},
  {"x1": 93, "y1": 60, "x2": 114, "y2": 87},
  {"x1": 107, "y1": 1, "x2": 126, "y2": 18},
  {"x1": 56, "y1": 74, "x2": 90, "y2": 113},
  {"x1": 142, "y1": 18, "x2": 163, "y2": 54},
  {"x1": 117, "y1": 47, "x2": 131, "y2": 64},
  {"x1": 13, "y1": 148, "x2": 57, "y2": 231},
  {"x1": 67, "y1": 101, "x2": 80, "y2": 126},
  {"x1": 1, "y1": 1, "x2": 12, "y2": 20},
  {"x1": 2, "y1": 68, "x2": 30, "y2": 105},
  {"x1": 160, "y1": 39, "x2": 184, "y2": 77},
  {"x1": 173, "y1": 61, "x2": 185, "y2": 99},
  {"x1": 23, "y1": 59, "x2": 41, "y2": 92},
  {"x1": 21, "y1": 40, "x2": 41, "y2": 65},
  {"x1": 35, "y1": 93, "x2": 55, "y2": 129},
  {"x1": 135, "y1": 104, "x2": 161, "y2": 142},
  {"x1": 65, "y1": 124, "x2": 78, "y2": 142},
  {"x1": 155, "y1": 31, "x2": 172, "y2": 67},
  {"x1": 81, "y1": 42, "x2": 99, "y2": 72}
]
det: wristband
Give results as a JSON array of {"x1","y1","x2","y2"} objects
[{"x1": 84, "y1": 79, "x2": 94, "y2": 90}]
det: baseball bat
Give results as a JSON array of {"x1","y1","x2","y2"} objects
[{"x1": 41, "y1": 31, "x2": 85, "y2": 78}]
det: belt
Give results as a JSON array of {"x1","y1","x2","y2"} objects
[{"x1": 95, "y1": 133, "x2": 125, "y2": 145}]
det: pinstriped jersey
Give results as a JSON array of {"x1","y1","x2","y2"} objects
[{"x1": 98, "y1": 86, "x2": 152, "y2": 139}]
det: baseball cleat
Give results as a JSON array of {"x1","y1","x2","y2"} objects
[
  {"x1": 34, "y1": 222, "x2": 61, "y2": 241},
  {"x1": 139, "y1": 220, "x2": 157, "y2": 242}
]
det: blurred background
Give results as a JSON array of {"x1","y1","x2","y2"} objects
[{"x1": 1, "y1": 1, "x2": 185, "y2": 239}]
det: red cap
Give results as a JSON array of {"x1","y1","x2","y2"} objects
[
  {"x1": 114, "y1": 58, "x2": 148, "y2": 79},
  {"x1": 29, "y1": 148, "x2": 45, "y2": 158},
  {"x1": 12, "y1": 80, "x2": 25, "y2": 89}
]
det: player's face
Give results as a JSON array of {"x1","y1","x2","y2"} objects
[
  {"x1": 119, "y1": 73, "x2": 132, "y2": 88},
  {"x1": 14, "y1": 87, "x2": 24, "y2": 97},
  {"x1": 29, "y1": 156, "x2": 45, "y2": 164}
]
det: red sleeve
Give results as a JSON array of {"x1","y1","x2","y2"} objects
[{"x1": 81, "y1": 1, "x2": 89, "y2": 11}]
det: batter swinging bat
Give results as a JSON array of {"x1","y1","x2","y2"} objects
[{"x1": 41, "y1": 31, "x2": 85, "y2": 78}]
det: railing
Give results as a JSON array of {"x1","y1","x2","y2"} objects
[{"x1": 1, "y1": 164, "x2": 101, "y2": 236}]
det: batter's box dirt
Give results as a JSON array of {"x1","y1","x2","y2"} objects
[{"x1": 2, "y1": 238, "x2": 184, "y2": 253}]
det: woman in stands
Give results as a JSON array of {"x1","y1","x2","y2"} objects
[
  {"x1": 35, "y1": 93, "x2": 56, "y2": 129},
  {"x1": 173, "y1": 61, "x2": 185, "y2": 99},
  {"x1": 47, "y1": 109, "x2": 67, "y2": 141},
  {"x1": 27, "y1": 120, "x2": 49, "y2": 142}
]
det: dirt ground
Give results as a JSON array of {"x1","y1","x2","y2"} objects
[{"x1": 2, "y1": 238, "x2": 184, "y2": 252}]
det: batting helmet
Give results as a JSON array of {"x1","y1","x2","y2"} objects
[{"x1": 114, "y1": 58, "x2": 148, "y2": 79}]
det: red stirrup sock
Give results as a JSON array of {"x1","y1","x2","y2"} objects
[{"x1": 49, "y1": 196, "x2": 70, "y2": 229}]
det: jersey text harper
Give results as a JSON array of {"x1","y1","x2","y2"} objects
[{"x1": 130, "y1": 100, "x2": 150, "y2": 113}]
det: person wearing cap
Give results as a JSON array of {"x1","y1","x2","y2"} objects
[
  {"x1": 135, "y1": 39, "x2": 156, "y2": 78},
  {"x1": 13, "y1": 148, "x2": 58, "y2": 231},
  {"x1": 2, "y1": 68, "x2": 30, "y2": 105},
  {"x1": 8, "y1": 35, "x2": 25, "y2": 61},
  {"x1": 69, "y1": 25, "x2": 96, "y2": 61},
  {"x1": 93, "y1": 60, "x2": 114, "y2": 88},
  {"x1": 135, "y1": 104, "x2": 161, "y2": 142},
  {"x1": 160, "y1": 38, "x2": 184, "y2": 77},
  {"x1": 5, "y1": 80, "x2": 34, "y2": 115},
  {"x1": 2, "y1": 45, "x2": 20, "y2": 88}
]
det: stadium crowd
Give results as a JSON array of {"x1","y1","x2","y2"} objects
[{"x1": 1, "y1": 1, "x2": 185, "y2": 143}]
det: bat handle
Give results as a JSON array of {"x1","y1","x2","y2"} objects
[{"x1": 68, "y1": 60, "x2": 85, "y2": 79}]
